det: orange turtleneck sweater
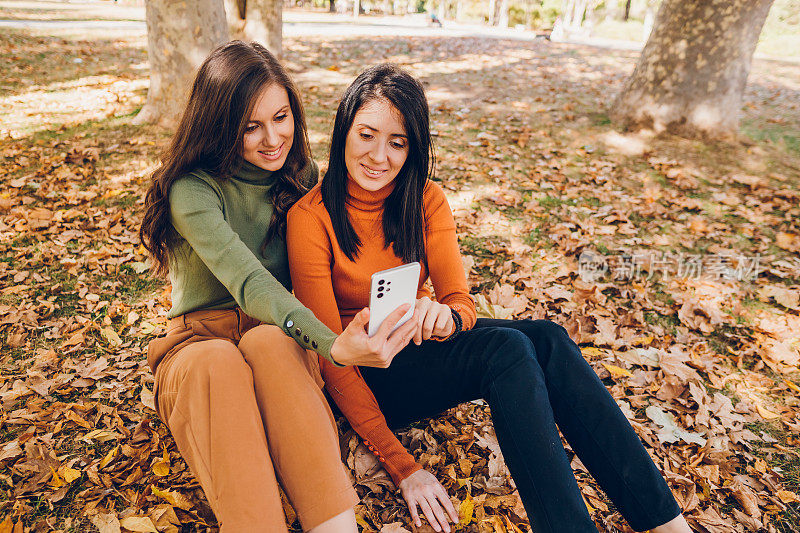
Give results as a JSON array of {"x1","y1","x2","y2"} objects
[{"x1": 286, "y1": 178, "x2": 476, "y2": 484}]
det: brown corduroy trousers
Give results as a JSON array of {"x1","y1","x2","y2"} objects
[{"x1": 147, "y1": 308, "x2": 359, "y2": 532}]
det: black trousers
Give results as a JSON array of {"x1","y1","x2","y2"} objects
[{"x1": 359, "y1": 318, "x2": 681, "y2": 532}]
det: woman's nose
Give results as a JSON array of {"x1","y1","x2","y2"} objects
[
  {"x1": 263, "y1": 124, "x2": 280, "y2": 147},
  {"x1": 370, "y1": 142, "x2": 387, "y2": 163}
]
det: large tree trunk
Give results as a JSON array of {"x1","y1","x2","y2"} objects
[
  {"x1": 611, "y1": 0, "x2": 774, "y2": 140},
  {"x1": 135, "y1": 0, "x2": 228, "y2": 127},
  {"x1": 225, "y1": 0, "x2": 282, "y2": 57},
  {"x1": 497, "y1": 0, "x2": 509, "y2": 28}
]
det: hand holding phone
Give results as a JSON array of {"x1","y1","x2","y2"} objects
[{"x1": 368, "y1": 262, "x2": 421, "y2": 337}]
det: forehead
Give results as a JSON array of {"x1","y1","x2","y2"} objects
[
  {"x1": 352, "y1": 99, "x2": 405, "y2": 134},
  {"x1": 249, "y1": 83, "x2": 290, "y2": 120}
]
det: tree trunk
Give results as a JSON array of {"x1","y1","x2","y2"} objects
[
  {"x1": 497, "y1": 0, "x2": 509, "y2": 28},
  {"x1": 225, "y1": 0, "x2": 282, "y2": 57},
  {"x1": 135, "y1": 0, "x2": 228, "y2": 127},
  {"x1": 611, "y1": 0, "x2": 773, "y2": 140},
  {"x1": 329, "y1": 0, "x2": 336, "y2": 13},
  {"x1": 623, "y1": 0, "x2": 631, "y2": 21},
  {"x1": 353, "y1": 0, "x2": 359, "y2": 18}
]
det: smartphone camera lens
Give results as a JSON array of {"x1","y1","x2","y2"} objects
[
  {"x1": 378, "y1": 279, "x2": 384, "y2": 285},
  {"x1": 377, "y1": 293, "x2": 383, "y2": 298},
  {"x1": 378, "y1": 286, "x2": 384, "y2": 292}
]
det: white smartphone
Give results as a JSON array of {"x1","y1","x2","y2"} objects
[{"x1": 367, "y1": 262, "x2": 421, "y2": 337}]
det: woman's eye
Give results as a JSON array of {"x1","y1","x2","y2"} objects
[
  {"x1": 391, "y1": 141, "x2": 406, "y2": 149},
  {"x1": 359, "y1": 132, "x2": 373, "y2": 140},
  {"x1": 245, "y1": 124, "x2": 258, "y2": 133},
  {"x1": 275, "y1": 114, "x2": 287, "y2": 122}
]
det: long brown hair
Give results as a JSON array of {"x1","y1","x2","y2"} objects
[{"x1": 139, "y1": 41, "x2": 313, "y2": 276}]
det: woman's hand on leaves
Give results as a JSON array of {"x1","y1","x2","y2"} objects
[
  {"x1": 330, "y1": 305, "x2": 419, "y2": 367},
  {"x1": 412, "y1": 297, "x2": 454, "y2": 345},
  {"x1": 398, "y1": 469, "x2": 459, "y2": 533}
]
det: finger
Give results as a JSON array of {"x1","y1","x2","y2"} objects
[
  {"x1": 417, "y1": 496, "x2": 443, "y2": 532},
  {"x1": 407, "y1": 497, "x2": 422, "y2": 528},
  {"x1": 422, "y1": 306, "x2": 440, "y2": 340},
  {"x1": 388, "y1": 308, "x2": 419, "y2": 340},
  {"x1": 414, "y1": 299, "x2": 432, "y2": 344},
  {"x1": 433, "y1": 311, "x2": 452, "y2": 337},
  {"x1": 387, "y1": 308, "x2": 420, "y2": 353},
  {"x1": 349, "y1": 307, "x2": 370, "y2": 329},
  {"x1": 426, "y1": 492, "x2": 451, "y2": 532},
  {"x1": 437, "y1": 486, "x2": 459, "y2": 523},
  {"x1": 375, "y1": 303, "x2": 411, "y2": 341}
]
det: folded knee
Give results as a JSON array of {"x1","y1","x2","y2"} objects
[
  {"x1": 238, "y1": 324, "x2": 304, "y2": 367},
  {"x1": 184, "y1": 339, "x2": 253, "y2": 385},
  {"x1": 485, "y1": 328, "x2": 535, "y2": 365}
]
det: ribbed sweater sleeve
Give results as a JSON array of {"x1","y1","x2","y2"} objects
[
  {"x1": 423, "y1": 182, "x2": 477, "y2": 332},
  {"x1": 287, "y1": 203, "x2": 422, "y2": 485},
  {"x1": 168, "y1": 175, "x2": 339, "y2": 363}
]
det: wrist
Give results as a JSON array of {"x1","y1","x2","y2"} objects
[
  {"x1": 329, "y1": 337, "x2": 345, "y2": 366},
  {"x1": 446, "y1": 309, "x2": 462, "y2": 340}
]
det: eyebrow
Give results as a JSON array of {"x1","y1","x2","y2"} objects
[
  {"x1": 357, "y1": 123, "x2": 407, "y2": 138},
  {"x1": 248, "y1": 105, "x2": 290, "y2": 123}
]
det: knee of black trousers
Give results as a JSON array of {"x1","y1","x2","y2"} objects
[
  {"x1": 511, "y1": 319, "x2": 578, "y2": 367},
  {"x1": 481, "y1": 328, "x2": 537, "y2": 383}
]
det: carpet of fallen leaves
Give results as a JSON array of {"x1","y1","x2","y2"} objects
[{"x1": 2, "y1": 8, "x2": 800, "y2": 533}]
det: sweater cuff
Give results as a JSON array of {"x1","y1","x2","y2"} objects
[
  {"x1": 282, "y1": 309, "x2": 341, "y2": 366},
  {"x1": 364, "y1": 427, "x2": 422, "y2": 486}
]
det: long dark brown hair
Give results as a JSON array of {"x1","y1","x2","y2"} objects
[
  {"x1": 140, "y1": 41, "x2": 313, "y2": 276},
  {"x1": 321, "y1": 64, "x2": 433, "y2": 266}
]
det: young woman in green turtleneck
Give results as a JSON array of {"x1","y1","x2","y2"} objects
[{"x1": 139, "y1": 41, "x2": 418, "y2": 533}]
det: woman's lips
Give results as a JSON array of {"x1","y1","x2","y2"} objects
[
  {"x1": 361, "y1": 163, "x2": 388, "y2": 177},
  {"x1": 259, "y1": 144, "x2": 284, "y2": 161}
]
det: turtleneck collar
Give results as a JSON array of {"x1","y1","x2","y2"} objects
[
  {"x1": 234, "y1": 159, "x2": 276, "y2": 185},
  {"x1": 346, "y1": 177, "x2": 396, "y2": 213}
]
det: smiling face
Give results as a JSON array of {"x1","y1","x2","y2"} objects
[
  {"x1": 344, "y1": 98, "x2": 409, "y2": 192},
  {"x1": 242, "y1": 83, "x2": 294, "y2": 172}
]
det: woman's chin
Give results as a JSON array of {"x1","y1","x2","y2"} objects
[
  {"x1": 353, "y1": 175, "x2": 393, "y2": 192},
  {"x1": 248, "y1": 156, "x2": 287, "y2": 172}
]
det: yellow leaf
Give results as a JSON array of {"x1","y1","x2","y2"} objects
[
  {"x1": 601, "y1": 363, "x2": 632, "y2": 378},
  {"x1": 458, "y1": 495, "x2": 475, "y2": 526},
  {"x1": 0, "y1": 516, "x2": 13, "y2": 533},
  {"x1": 777, "y1": 490, "x2": 800, "y2": 503},
  {"x1": 81, "y1": 429, "x2": 121, "y2": 443},
  {"x1": 49, "y1": 466, "x2": 65, "y2": 488},
  {"x1": 100, "y1": 445, "x2": 119, "y2": 469},
  {"x1": 152, "y1": 446, "x2": 170, "y2": 477},
  {"x1": 755, "y1": 402, "x2": 781, "y2": 420},
  {"x1": 785, "y1": 379, "x2": 800, "y2": 394},
  {"x1": 355, "y1": 514, "x2": 370, "y2": 530},
  {"x1": 151, "y1": 486, "x2": 192, "y2": 510},
  {"x1": 100, "y1": 327, "x2": 122, "y2": 346},
  {"x1": 118, "y1": 516, "x2": 158, "y2": 533},
  {"x1": 583, "y1": 494, "x2": 594, "y2": 513},
  {"x1": 59, "y1": 466, "x2": 81, "y2": 483},
  {"x1": 581, "y1": 346, "x2": 606, "y2": 358}
]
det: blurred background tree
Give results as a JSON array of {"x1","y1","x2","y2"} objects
[{"x1": 136, "y1": 0, "x2": 800, "y2": 137}]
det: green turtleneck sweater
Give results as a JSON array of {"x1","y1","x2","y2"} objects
[{"x1": 167, "y1": 160, "x2": 340, "y2": 364}]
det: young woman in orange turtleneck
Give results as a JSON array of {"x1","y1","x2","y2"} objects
[{"x1": 287, "y1": 64, "x2": 692, "y2": 533}]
